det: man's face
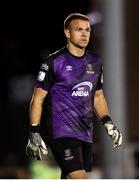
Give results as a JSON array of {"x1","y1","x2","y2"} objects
[{"x1": 67, "y1": 19, "x2": 91, "y2": 48}]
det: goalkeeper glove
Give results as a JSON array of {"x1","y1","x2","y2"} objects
[
  {"x1": 26, "y1": 124, "x2": 48, "y2": 160},
  {"x1": 100, "y1": 115, "x2": 122, "y2": 148}
]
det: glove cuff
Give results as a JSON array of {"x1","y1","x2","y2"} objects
[
  {"x1": 30, "y1": 124, "x2": 40, "y2": 133},
  {"x1": 100, "y1": 115, "x2": 112, "y2": 125}
]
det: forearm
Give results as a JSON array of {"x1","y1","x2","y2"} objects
[
  {"x1": 29, "y1": 98, "x2": 43, "y2": 125},
  {"x1": 29, "y1": 87, "x2": 47, "y2": 125},
  {"x1": 94, "y1": 90, "x2": 109, "y2": 119}
]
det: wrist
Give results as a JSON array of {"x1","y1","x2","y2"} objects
[
  {"x1": 100, "y1": 115, "x2": 113, "y2": 125},
  {"x1": 30, "y1": 124, "x2": 40, "y2": 133}
]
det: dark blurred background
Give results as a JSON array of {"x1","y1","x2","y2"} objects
[{"x1": 0, "y1": 0, "x2": 139, "y2": 178}]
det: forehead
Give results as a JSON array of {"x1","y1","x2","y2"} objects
[{"x1": 70, "y1": 19, "x2": 90, "y2": 28}]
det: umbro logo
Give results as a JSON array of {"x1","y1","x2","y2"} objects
[{"x1": 66, "y1": 65, "x2": 73, "y2": 71}]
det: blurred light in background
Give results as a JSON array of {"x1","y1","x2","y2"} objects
[
  {"x1": 8, "y1": 74, "x2": 35, "y2": 104},
  {"x1": 102, "y1": 0, "x2": 126, "y2": 178},
  {"x1": 87, "y1": 11, "x2": 103, "y2": 26}
]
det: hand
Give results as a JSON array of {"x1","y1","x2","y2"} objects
[
  {"x1": 104, "y1": 123, "x2": 122, "y2": 148},
  {"x1": 26, "y1": 132, "x2": 48, "y2": 160}
]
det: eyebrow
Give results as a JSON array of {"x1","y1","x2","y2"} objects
[{"x1": 75, "y1": 26, "x2": 91, "y2": 30}]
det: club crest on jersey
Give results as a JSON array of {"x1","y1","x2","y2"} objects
[
  {"x1": 87, "y1": 64, "x2": 94, "y2": 74},
  {"x1": 72, "y1": 82, "x2": 93, "y2": 97}
]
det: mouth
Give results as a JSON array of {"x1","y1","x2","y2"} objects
[
  {"x1": 80, "y1": 39, "x2": 88, "y2": 44},
  {"x1": 81, "y1": 38, "x2": 88, "y2": 42}
]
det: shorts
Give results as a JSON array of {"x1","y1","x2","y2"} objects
[{"x1": 48, "y1": 137, "x2": 93, "y2": 175}]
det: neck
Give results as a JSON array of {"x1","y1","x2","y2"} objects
[{"x1": 67, "y1": 43, "x2": 85, "y2": 57}]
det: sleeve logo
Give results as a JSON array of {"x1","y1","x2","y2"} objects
[
  {"x1": 101, "y1": 73, "x2": 103, "y2": 83},
  {"x1": 41, "y1": 63, "x2": 49, "y2": 71},
  {"x1": 37, "y1": 71, "x2": 46, "y2": 81}
]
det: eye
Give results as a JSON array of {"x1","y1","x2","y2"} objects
[
  {"x1": 86, "y1": 27, "x2": 91, "y2": 32},
  {"x1": 76, "y1": 27, "x2": 83, "y2": 31}
]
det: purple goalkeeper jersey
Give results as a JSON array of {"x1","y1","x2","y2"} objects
[{"x1": 36, "y1": 46, "x2": 103, "y2": 142}]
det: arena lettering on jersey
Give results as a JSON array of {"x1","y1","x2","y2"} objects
[
  {"x1": 72, "y1": 91, "x2": 89, "y2": 97},
  {"x1": 72, "y1": 81, "x2": 93, "y2": 97}
]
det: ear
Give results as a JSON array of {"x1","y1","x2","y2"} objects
[{"x1": 64, "y1": 29, "x2": 70, "y2": 39}]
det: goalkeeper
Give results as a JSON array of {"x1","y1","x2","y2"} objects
[{"x1": 26, "y1": 12, "x2": 122, "y2": 179}]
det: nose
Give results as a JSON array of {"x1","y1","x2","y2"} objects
[
  {"x1": 81, "y1": 30, "x2": 86, "y2": 36},
  {"x1": 81, "y1": 32, "x2": 88, "y2": 38},
  {"x1": 82, "y1": 30, "x2": 89, "y2": 36}
]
